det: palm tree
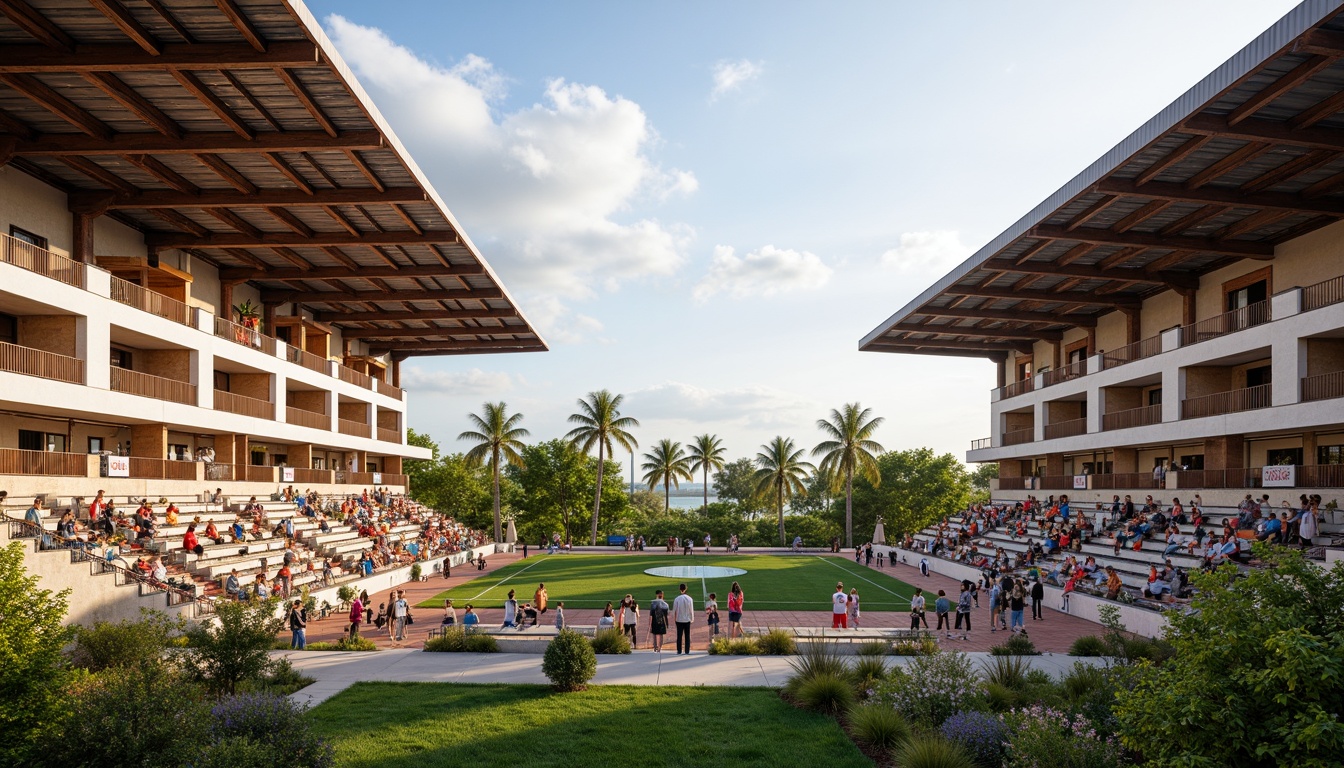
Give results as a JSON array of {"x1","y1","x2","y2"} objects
[
  {"x1": 813, "y1": 403, "x2": 885, "y2": 548},
  {"x1": 753, "y1": 436, "x2": 814, "y2": 546},
  {"x1": 565, "y1": 390, "x2": 640, "y2": 545},
  {"x1": 687, "y1": 433, "x2": 727, "y2": 512},
  {"x1": 458, "y1": 402, "x2": 529, "y2": 544},
  {"x1": 642, "y1": 439, "x2": 694, "y2": 511}
]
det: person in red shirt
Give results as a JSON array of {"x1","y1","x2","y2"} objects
[{"x1": 183, "y1": 524, "x2": 203, "y2": 556}]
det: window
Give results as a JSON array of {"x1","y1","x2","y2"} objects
[
  {"x1": 312, "y1": 457, "x2": 325, "y2": 470},
  {"x1": 9, "y1": 226, "x2": 47, "y2": 249},
  {"x1": 1147, "y1": 388, "x2": 1163, "y2": 406},
  {"x1": 110, "y1": 347, "x2": 132, "y2": 369},
  {"x1": 275, "y1": 326, "x2": 292, "y2": 344},
  {"x1": 1246, "y1": 365, "x2": 1272, "y2": 388},
  {"x1": 272, "y1": 453, "x2": 287, "y2": 466},
  {"x1": 18, "y1": 430, "x2": 42, "y2": 451},
  {"x1": 46, "y1": 434, "x2": 65, "y2": 452},
  {"x1": 88, "y1": 437, "x2": 103, "y2": 453},
  {"x1": 1267, "y1": 448, "x2": 1303, "y2": 466},
  {"x1": 1226, "y1": 279, "x2": 1268, "y2": 311},
  {"x1": 1319, "y1": 445, "x2": 1344, "y2": 465},
  {"x1": 1178, "y1": 454, "x2": 1204, "y2": 470},
  {"x1": 0, "y1": 313, "x2": 16, "y2": 345},
  {"x1": 366, "y1": 462, "x2": 378, "y2": 472},
  {"x1": 169, "y1": 443, "x2": 189, "y2": 460},
  {"x1": 1016, "y1": 358, "x2": 1032, "y2": 382},
  {"x1": 250, "y1": 449, "x2": 266, "y2": 466},
  {"x1": 214, "y1": 371, "x2": 230, "y2": 391}
]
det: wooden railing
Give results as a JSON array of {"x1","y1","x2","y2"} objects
[
  {"x1": 0, "y1": 341, "x2": 83, "y2": 384},
  {"x1": 1002, "y1": 427, "x2": 1034, "y2": 446},
  {"x1": 999, "y1": 378, "x2": 1035, "y2": 399},
  {"x1": 285, "y1": 345, "x2": 328, "y2": 374},
  {"x1": 338, "y1": 365, "x2": 372, "y2": 389},
  {"x1": 1, "y1": 232, "x2": 85, "y2": 287},
  {"x1": 1302, "y1": 274, "x2": 1344, "y2": 312},
  {"x1": 0, "y1": 447, "x2": 87, "y2": 476},
  {"x1": 128, "y1": 457, "x2": 199, "y2": 480},
  {"x1": 286, "y1": 406, "x2": 329, "y2": 430},
  {"x1": 109, "y1": 276, "x2": 191, "y2": 326},
  {"x1": 110, "y1": 366, "x2": 196, "y2": 405},
  {"x1": 1170, "y1": 468, "x2": 1262, "y2": 489},
  {"x1": 376, "y1": 378, "x2": 403, "y2": 400},
  {"x1": 1037, "y1": 475, "x2": 1076, "y2": 490},
  {"x1": 1180, "y1": 300, "x2": 1270, "y2": 346},
  {"x1": 1042, "y1": 359, "x2": 1088, "y2": 388},
  {"x1": 1302, "y1": 370, "x2": 1344, "y2": 402},
  {"x1": 213, "y1": 389, "x2": 274, "y2": 420},
  {"x1": 377, "y1": 426, "x2": 400, "y2": 443},
  {"x1": 1101, "y1": 335, "x2": 1163, "y2": 370},
  {"x1": 1090, "y1": 473, "x2": 1159, "y2": 490},
  {"x1": 345, "y1": 471, "x2": 376, "y2": 485},
  {"x1": 383, "y1": 473, "x2": 408, "y2": 487},
  {"x1": 1297, "y1": 464, "x2": 1344, "y2": 488},
  {"x1": 1101, "y1": 404, "x2": 1162, "y2": 431},
  {"x1": 244, "y1": 465, "x2": 276, "y2": 483},
  {"x1": 214, "y1": 316, "x2": 275, "y2": 355},
  {"x1": 1181, "y1": 384, "x2": 1272, "y2": 419},
  {"x1": 1043, "y1": 418, "x2": 1087, "y2": 440},
  {"x1": 970, "y1": 436, "x2": 992, "y2": 451},
  {"x1": 204, "y1": 462, "x2": 236, "y2": 482},
  {"x1": 292, "y1": 467, "x2": 333, "y2": 484},
  {"x1": 338, "y1": 418, "x2": 371, "y2": 438}
]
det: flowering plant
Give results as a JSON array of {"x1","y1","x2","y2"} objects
[
  {"x1": 1001, "y1": 704, "x2": 1125, "y2": 768},
  {"x1": 940, "y1": 710, "x2": 1005, "y2": 767},
  {"x1": 874, "y1": 651, "x2": 985, "y2": 727}
]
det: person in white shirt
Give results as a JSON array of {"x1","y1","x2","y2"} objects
[
  {"x1": 831, "y1": 582, "x2": 850, "y2": 628},
  {"x1": 392, "y1": 589, "x2": 409, "y2": 646},
  {"x1": 672, "y1": 583, "x2": 695, "y2": 654},
  {"x1": 909, "y1": 587, "x2": 926, "y2": 632},
  {"x1": 503, "y1": 589, "x2": 518, "y2": 628}
]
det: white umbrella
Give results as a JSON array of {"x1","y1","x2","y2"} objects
[
  {"x1": 504, "y1": 518, "x2": 517, "y2": 544},
  {"x1": 872, "y1": 516, "x2": 886, "y2": 545}
]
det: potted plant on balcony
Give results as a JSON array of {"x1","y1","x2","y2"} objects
[{"x1": 231, "y1": 299, "x2": 262, "y2": 348}]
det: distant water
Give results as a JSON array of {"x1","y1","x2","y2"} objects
[{"x1": 666, "y1": 495, "x2": 718, "y2": 510}]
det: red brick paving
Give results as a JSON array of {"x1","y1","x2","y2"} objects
[{"x1": 289, "y1": 551, "x2": 1106, "y2": 653}]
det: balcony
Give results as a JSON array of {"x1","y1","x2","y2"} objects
[
  {"x1": 1302, "y1": 274, "x2": 1344, "y2": 312},
  {"x1": 286, "y1": 406, "x2": 329, "y2": 430},
  {"x1": 213, "y1": 390, "x2": 275, "y2": 420},
  {"x1": 1302, "y1": 370, "x2": 1344, "y2": 402},
  {"x1": 1100, "y1": 335, "x2": 1162, "y2": 370},
  {"x1": 1002, "y1": 427, "x2": 1034, "y2": 446},
  {"x1": 1041, "y1": 359, "x2": 1087, "y2": 388},
  {"x1": 109, "y1": 277, "x2": 191, "y2": 326},
  {"x1": 338, "y1": 418, "x2": 371, "y2": 438},
  {"x1": 998, "y1": 378, "x2": 1035, "y2": 399},
  {"x1": 129, "y1": 457, "x2": 198, "y2": 480},
  {"x1": 1180, "y1": 300, "x2": 1270, "y2": 347},
  {"x1": 1101, "y1": 403, "x2": 1162, "y2": 431},
  {"x1": 214, "y1": 316, "x2": 275, "y2": 355},
  {"x1": 1043, "y1": 418, "x2": 1087, "y2": 440},
  {"x1": 244, "y1": 465, "x2": 276, "y2": 483},
  {"x1": 1181, "y1": 383, "x2": 1272, "y2": 419},
  {"x1": 970, "y1": 436, "x2": 992, "y2": 451},
  {"x1": 0, "y1": 341, "x2": 83, "y2": 384},
  {"x1": 292, "y1": 467, "x2": 333, "y2": 484},
  {"x1": 338, "y1": 365, "x2": 372, "y2": 389},
  {"x1": 1, "y1": 232, "x2": 84, "y2": 288},
  {"x1": 0, "y1": 447, "x2": 87, "y2": 476},
  {"x1": 1089, "y1": 472, "x2": 1159, "y2": 490},
  {"x1": 110, "y1": 367, "x2": 196, "y2": 406},
  {"x1": 285, "y1": 345, "x2": 328, "y2": 375},
  {"x1": 376, "y1": 378, "x2": 403, "y2": 400},
  {"x1": 377, "y1": 426, "x2": 400, "y2": 443}
]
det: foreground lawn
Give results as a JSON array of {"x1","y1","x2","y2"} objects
[
  {"x1": 309, "y1": 682, "x2": 871, "y2": 768},
  {"x1": 421, "y1": 553, "x2": 917, "y2": 611}
]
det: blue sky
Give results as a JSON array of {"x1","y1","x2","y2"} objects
[{"x1": 305, "y1": 0, "x2": 1301, "y2": 476}]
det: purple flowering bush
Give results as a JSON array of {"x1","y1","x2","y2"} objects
[
  {"x1": 210, "y1": 692, "x2": 334, "y2": 768},
  {"x1": 1001, "y1": 704, "x2": 1126, "y2": 768},
  {"x1": 875, "y1": 651, "x2": 985, "y2": 727},
  {"x1": 941, "y1": 710, "x2": 1006, "y2": 768}
]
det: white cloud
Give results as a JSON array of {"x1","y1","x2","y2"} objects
[
  {"x1": 400, "y1": 366, "x2": 514, "y2": 395},
  {"x1": 880, "y1": 230, "x2": 973, "y2": 275},
  {"x1": 523, "y1": 295, "x2": 607, "y2": 345},
  {"x1": 324, "y1": 16, "x2": 697, "y2": 340},
  {"x1": 711, "y1": 59, "x2": 763, "y2": 100},
  {"x1": 627, "y1": 381, "x2": 814, "y2": 430},
  {"x1": 693, "y1": 244, "x2": 832, "y2": 302}
]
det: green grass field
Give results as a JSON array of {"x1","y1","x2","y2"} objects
[
  {"x1": 419, "y1": 553, "x2": 919, "y2": 612},
  {"x1": 308, "y1": 682, "x2": 871, "y2": 768}
]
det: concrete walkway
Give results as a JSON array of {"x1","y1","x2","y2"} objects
[{"x1": 278, "y1": 648, "x2": 1095, "y2": 708}]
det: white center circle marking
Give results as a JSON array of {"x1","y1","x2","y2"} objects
[{"x1": 643, "y1": 565, "x2": 747, "y2": 579}]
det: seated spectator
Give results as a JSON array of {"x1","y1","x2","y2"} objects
[
  {"x1": 1256, "y1": 512, "x2": 1283, "y2": 543},
  {"x1": 165, "y1": 504, "x2": 179, "y2": 526},
  {"x1": 1104, "y1": 566, "x2": 1123, "y2": 600},
  {"x1": 462, "y1": 605, "x2": 479, "y2": 626},
  {"x1": 183, "y1": 524, "x2": 203, "y2": 556},
  {"x1": 225, "y1": 569, "x2": 242, "y2": 601}
]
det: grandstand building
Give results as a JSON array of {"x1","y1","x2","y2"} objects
[
  {"x1": 863, "y1": 0, "x2": 1344, "y2": 526},
  {"x1": 0, "y1": 0, "x2": 544, "y2": 501}
]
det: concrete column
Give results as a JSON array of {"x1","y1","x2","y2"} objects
[
  {"x1": 272, "y1": 372, "x2": 286, "y2": 418},
  {"x1": 194, "y1": 307, "x2": 213, "y2": 333},
  {"x1": 1033, "y1": 401, "x2": 1045, "y2": 443},
  {"x1": 1086, "y1": 385, "x2": 1102, "y2": 434},
  {"x1": 85, "y1": 264, "x2": 111, "y2": 298},
  {"x1": 1160, "y1": 326, "x2": 1182, "y2": 353},
  {"x1": 193, "y1": 348, "x2": 212, "y2": 408},
  {"x1": 79, "y1": 314, "x2": 111, "y2": 390},
  {"x1": 1271, "y1": 337, "x2": 1305, "y2": 407},
  {"x1": 1162, "y1": 367, "x2": 1183, "y2": 423},
  {"x1": 1271, "y1": 287, "x2": 1302, "y2": 320}
]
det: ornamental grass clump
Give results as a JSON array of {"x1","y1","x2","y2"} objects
[
  {"x1": 1068, "y1": 635, "x2": 1107, "y2": 657},
  {"x1": 940, "y1": 710, "x2": 1006, "y2": 768},
  {"x1": 874, "y1": 651, "x2": 985, "y2": 728},
  {"x1": 590, "y1": 629, "x2": 632, "y2": 655},
  {"x1": 795, "y1": 672, "x2": 855, "y2": 715},
  {"x1": 756, "y1": 628, "x2": 797, "y2": 655},
  {"x1": 848, "y1": 654, "x2": 889, "y2": 693},
  {"x1": 1001, "y1": 704, "x2": 1126, "y2": 768},
  {"x1": 894, "y1": 734, "x2": 977, "y2": 768},
  {"x1": 784, "y1": 642, "x2": 848, "y2": 697},
  {"x1": 846, "y1": 704, "x2": 912, "y2": 752}
]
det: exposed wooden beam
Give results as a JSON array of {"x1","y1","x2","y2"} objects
[
  {"x1": 0, "y1": 73, "x2": 113, "y2": 139},
  {"x1": 88, "y1": 0, "x2": 163, "y2": 55},
  {"x1": 218, "y1": 69, "x2": 280, "y2": 131},
  {"x1": 1063, "y1": 195, "x2": 1118, "y2": 230},
  {"x1": 213, "y1": 0, "x2": 267, "y2": 52},
  {"x1": 264, "y1": 287, "x2": 504, "y2": 304},
  {"x1": 1159, "y1": 205, "x2": 1229, "y2": 236},
  {"x1": 1188, "y1": 142, "x2": 1274, "y2": 190},
  {"x1": 0, "y1": 41, "x2": 318, "y2": 73},
  {"x1": 195, "y1": 152, "x2": 256, "y2": 193},
  {"x1": 864, "y1": 341, "x2": 1029, "y2": 357},
  {"x1": 346, "y1": 325, "x2": 519, "y2": 339},
  {"x1": 1010, "y1": 239, "x2": 1050, "y2": 266},
  {"x1": 1289, "y1": 88, "x2": 1344, "y2": 129},
  {"x1": 83, "y1": 72, "x2": 182, "y2": 137},
  {"x1": 0, "y1": 0, "x2": 75, "y2": 53},
  {"x1": 1293, "y1": 28, "x2": 1344, "y2": 56},
  {"x1": 1092, "y1": 177, "x2": 1344, "y2": 218},
  {"x1": 170, "y1": 69, "x2": 255, "y2": 139},
  {"x1": 1029, "y1": 222, "x2": 1276, "y2": 257},
  {"x1": 265, "y1": 206, "x2": 313, "y2": 237},
  {"x1": 887, "y1": 323, "x2": 1062, "y2": 341},
  {"x1": 147, "y1": 207, "x2": 208, "y2": 237},
  {"x1": 1210, "y1": 209, "x2": 1294, "y2": 240},
  {"x1": 265, "y1": 152, "x2": 313, "y2": 194},
  {"x1": 317, "y1": 307, "x2": 516, "y2": 323},
  {"x1": 223, "y1": 247, "x2": 270, "y2": 270},
  {"x1": 1181, "y1": 113, "x2": 1344, "y2": 153},
  {"x1": 223, "y1": 262, "x2": 485, "y2": 282},
  {"x1": 1136, "y1": 135, "x2": 1209, "y2": 186},
  {"x1": 275, "y1": 68, "x2": 336, "y2": 137},
  {"x1": 204, "y1": 207, "x2": 262, "y2": 238},
  {"x1": 142, "y1": 0, "x2": 194, "y2": 43},
  {"x1": 124, "y1": 153, "x2": 198, "y2": 194},
  {"x1": 376, "y1": 343, "x2": 547, "y2": 357},
  {"x1": 1112, "y1": 200, "x2": 1169, "y2": 233},
  {"x1": 0, "y1": 107, "x2": 35, "y2": 139},
  {"x1": 911, "y1": 305, "x2": 1097, "y2": 327},
  {"x1": 1300, "y1": 168, "x2": 1344, "y2": 198},
  {"x1": 14, "y1": 130, "x2": 384, "y2": 156},
  {"x1": 983, "y1": 258, "x2": 1194, "y2": 288},
  {"x1": 299, "y1": 151, "x2": 341, "y2": 188},
  {"x1": 269, "y1": 246, "x2": 312, "y2": 271},
  {"x1": 1095, "y1": 246, "x2": 1146, "y2": 270},
  {"x1": 323, "y1": 205, "x2": 362, "y2": 235},
  {"x1": 147, "y1": 228, "x2": 455, "y2": 249},
  {"x1": 1227, "y1": 55, "x2": 1336, "y2": 126},
  {"x1": 61, "y1": 156, "x2": 136, "y2": 192},
  {"x1": 72, "y1": 186, "x2": 426, "y2": 210},
  {"x1": 943, "y1": 285, "x2": 1140, "y2": 307},
  {"x1": 345, "y1": 150, "x2": 385, "y2": 191},
  {"x1": 321, "y1": 246, "x2": 361, "y2": 270},
  {"x1": 1141, "y1": 250, "x2": 1196, "y2": 273}
]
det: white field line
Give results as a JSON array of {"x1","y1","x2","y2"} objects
[
  {"x1": 813, "y1": 556, "x2": 913, "y2": 607},
  {"x1": 465, "y1": 556, "x2": 551, "y2": 601}
]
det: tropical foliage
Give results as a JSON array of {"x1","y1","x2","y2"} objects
[
  {"x1": 753, "y1": 436, "x2": 815, "y2": 546},
  {"x1": 565, "y1": 390, "x2": 640, "y2": 545},
  {"x1": 458, "y1": 401, "x2": 529, "y2": 543},
  {"x1": 641, "y1": 438, "x2": 694, "y2": 511},
  {"x1": 687, "y1": 433, "x2": 727, "y2": 511},
  {"x1": 813, "y1": 402, "x2": 884, "y2": 547}
]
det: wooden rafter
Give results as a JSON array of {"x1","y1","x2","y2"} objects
[
  {"x1": 269, "y1": 247, "x2": 312, "y2": 271},
  {"x1": 61, "y1": 156, "x2": 136, "y2": 192},
  {"x1": 170, "y1": 69, "x2": 255, "y2": 139},
  {"x1": 265, "y1": 152, "x2": 314, "y2": 194},
  {"x1": 1289, "y1": 88, "x2": 1344, "y2": 129},
  {"x1": 13, "y1": 130, "x2": 383, "y2": 156},
  {"x1": 0, "y1": 42, "x2": 318, "y2": 73},
  {"x1": 321, "y1": 246, "x2": 361, "y2": 270},
  {"x1": 0, "y1": 0, "x2": 75, "y2": 53},
  {"x1": 317, "y1": 307, "x2": 515, "y2": 322},
  {"x1": 147, "y1": 207, "x2": 208, "y2": 236},
  {"x1": 265, "y1": 207, "x2": 313, "y2": 236},
  {"x1": 1112, "y1": 200, "x2": 1169, "y2": 233},
  {"x1": 224, "y1": 262, "x2": 483, "y2": 282},
  {"x1": 1135, "y1": 135, "x2": 1209, "y2": 185},
  {"x1": 323, "y1": 205, "x2": 363, "y2": 235},
  {"x1": 1186, "y1": 142, "x2": 1271, "y2": 189},
  {"x1": 124, "y1": 153, "x2": 198, "y2": 194},
  {"x1": 204, "y1": 207, "x2": 262, "y2": 237},
  {"x1": 1227, "y1": 54, "x2": 1336, "y2": 126},
  {"x1": 83, "y1": 72, "x2": 182, "y2": 137},
  {"x1": 72, "y1": 187, "x2": 425, "y2": 210},
  {"x1": 1063, "y1": 195, "x2": 1118, "y2": 230},
  {"x1": 1158, "y1": 205, "x2": 1229, "y2": 236},
  {"x1": 275, "y1": 68, "x2": 336, "y2": 137},
  {"x1": 0, "y1": 73, "x2": 113, "y2": 139},
  {"x1": 264, "y1": 287, "x2": 505, "y2": 303},
  {"x1": 982, "y1": 258, "x2": 1191, "y2": 287},
  {"x1": 942, "y1": 285, "x2": 1140, "y2": 307},
  {"x1": 912, "y1": 305, "x2": 1095, "y2": 327},
  {"x1": 1029, "y1": 223, "x2": 1274, "y2": 257},
  {"x1": 887, "y1": 324, "x2": 1062, "y2": 341},
  {"x1": 213, "y1": 0, "x2": 267, "y2": 52},
  {"x1": 300, "y1": 152, "x2": 341, "y2": 188},
  {"x1": 219, "y1": 70, "x2": 281, "y2": 131},
  {"x1": 195, "y1": 153, "x2": 256, "y2": 193},
  {"x1": 345, "y1": 150, "x2": 385, "y2": 191},
  {"x1": 1182, "y1": 113, "x2": 1344, "y2": 153},
  {"x1": 1092, "y1": 178, "x2": 1344, "y2": 218},
  {"x1": 1240, "y1": 150, "x2": 1337, "y2": 193},
  {"x1": 88, "y1": 0, "x2": 163, "y2": 56}
]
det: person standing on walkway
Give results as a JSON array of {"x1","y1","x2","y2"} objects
[
  {"x1": 1009, "y1": 582, "x2": 1026, "y2": 635},
  {"x1": 392, "y1": 590, "x2": 410, "y2": 647},
  {"x1": 348, "y1": 593, "x2": 363, "y2": 639},
  {"x1": 726, "y1": 582, "x2": 744, "y2": 639},
  {"x1": 909, "y1": 587, "x2": 926, "y2": 632},
  {"x1": 831, "y1": 582, "x2": 849, "y2": 629},
  {"x1": 288, "y1": 599, "x2": 307, "y2": 650},
  {"x1": 954, "y1": 583, "x2": 972, "y2": 641},
  {"x1": 919, "y1": 557, "x2": 930, "y2": 578},
  {"x1": 621, "y1": 595, "x2": 639, "y2": 645},
  {"x1": 672, "y1": 583, "x2": 694, "y2": 654},
  {"x1": 503, "y1": 589, "x2": 518, "y2": 628},
  {"x1": 553, "y1": 601, "x2": 566, "y2": 629},
  {"x1": 934, "y1": 590, "x2": 951, "y2": 637},
  {"x1": 847, "y1": 588, "x2": 861, "y2": 629},
  {"x1": 704, "y1": 533, "x2": 711, "y2": 554},
  {"x1": 534, "y1": 583, "x2": 548, "y2": 616},
  {"x1": 1030, "y1": 578, "x2": 1045, "y2": 620},
  {"x1": 649, "y1": 590, "x2": 669, "y2": 652},
  {"x1": 989, "y1": 580, "x2": 1003, "y2": 633}
]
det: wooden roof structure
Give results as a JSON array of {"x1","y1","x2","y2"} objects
[
  {"x1": 0, "y1": 0, "x2": 546, "y2": 359},
  {"x1": 860, "y1": 0, "x2": 1344, "y2": 360}
]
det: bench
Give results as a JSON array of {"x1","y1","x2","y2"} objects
[
  {"x1": 742, "y1": 626, "x2": 933, "y2": 643},
  {"x1": 425, "y1": 624, "x2": 598, "y2": 640}
]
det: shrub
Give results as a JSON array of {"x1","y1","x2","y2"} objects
[
  {"x1": 410, "y1": 563, "x2": 422, "y2": 581},
  {"x1": 209, "y1": 692, "x2": 334, "y2": 768},
  {"x1": 192, "y1": 736, "x2": 276, "y2": 768},
  {"x1": 464, "y1": 633, "x2": 498, "y2": 653},
  {"x1": 1002, "y1": 704, "x2": 1125, "y2": 768},
  {"x1": 68, "y1": 609, "x2": 183, "y2": 672},
  {"x1": 849, "y1": 655, "x2": 889, "y2": 692},
  {"x1": 1068, "y1": 635, "x2": 1107, "y2": 657},
  {"x1": 856, "y1": 640, "x2": 890, "y2": 657},
  {"x1": 784, "y1": 642, "x2": 848, "y2": 697},
  {"x1": 874, "y1": 651, "x2": 985, "y2": 727},
  {"x1": 542, "y1": 628, "x2": 596, "y2": 691},
  {"x1": 590, "y1": 629, "x2": 632, "y2": 655},
  {"x1": 939, "y1": 711, "x2": 1006, "y2": 768},
  {"x1": 183, "y1": 597, "x2": 284, "y2": 695},
  {"x1": 305, "y1": 636, "x2": 377, "y2": 652},
  {"x1": 757, "y1": 628, "x2": 797, "y2": 655},
  {"x1": 423, "y1": 628, "x2": 468, "y2": 652},
  {"x1": 890, "y1": 636, "x2": 939, "y2": 656},
  {"x1": 795, "y1": 672, "x2": 855, "y2": 715},
  {"x1": 847, "y1": 704, "x2": 912, "y2": 751},
  {"x1": 336, "y1": 585, "x2": 356, "y2": 605},
  {"x1": 893, "y1": 734, "x2": 977, "y2": 768},
  {"x1": 238, "y1": 657, "x2": 314, "y2": 696},
  {"x1": 989, "y1": 633, "x2": 1039, "y2": 656},
  {"x1": 981, "y1": 654, "x2": 1028, "y2": 690},
  {"x1": 1061, "y1": 663, "x2": 1121, "y2": 736}
]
